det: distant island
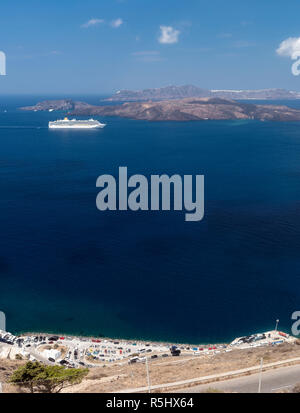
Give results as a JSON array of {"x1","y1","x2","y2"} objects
[
  {"x1": 103, "y1": 85, "x2": 300, "y2": 102},
  {"x1": 20, "y1": 97, "x2": 300, "y2": 122},
  {"x1": 20, "y1": 99, "x2": 94, "y2": 112}
]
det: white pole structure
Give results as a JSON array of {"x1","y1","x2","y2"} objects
[
  {"x1": 275, "y1": 319, "x2": 279, "y2": 332},
  {"x1": 258, "y1": 358, "x2": 263, "y2": 393},
  {"x1": 129, "y1": 363, "x2": 134, "y2": 386},
  {"x1": 145, "y1": 356, "x2": 151, "y2": 393}
]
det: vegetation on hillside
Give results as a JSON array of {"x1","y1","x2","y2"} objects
[{"x1": 9, "y1": 361, "x2": 88, "y2": 393}]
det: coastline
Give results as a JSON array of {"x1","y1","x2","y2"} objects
[
  {"x1": 15, "y1": 324, "x2": 291, "y2": 348},
  {"x1": 16, "y1": 330, "x2": 222, "y2": 347},
  {"x1": 1, "y1": 327, "x2": 295, "y2": 373}
]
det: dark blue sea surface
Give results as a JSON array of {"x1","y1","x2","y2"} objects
[{"x1": 0, "y1": 96, "x2": 300, "y2": 344}]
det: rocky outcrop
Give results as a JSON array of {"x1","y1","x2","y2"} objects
[
  {"x1": 20, "y1": 100, "x2": 94, "y2": 112},
  {"x1": 20, "y1": 97, "x2": 300, "y2": 122}
]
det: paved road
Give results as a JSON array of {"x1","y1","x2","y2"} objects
[
  {"x1": 120, "y1": 357, "x2": 300, "y2": 393},
  {"x1": 175, "y1": 364, "x2": 300, "y2": 393}
]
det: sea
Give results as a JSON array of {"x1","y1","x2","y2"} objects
[{"x1": 0, "y1": 95, "x2": 300, "y2": 344}]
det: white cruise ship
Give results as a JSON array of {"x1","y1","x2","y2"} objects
[{"x1": 48, "y1": 117, "x2": 106, "y2": 129}]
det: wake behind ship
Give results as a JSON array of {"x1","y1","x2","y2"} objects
[{"x1": 48, "y1": 117, "x2": 106, "y2": 129}]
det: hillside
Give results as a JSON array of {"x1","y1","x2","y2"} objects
[
  {"x1": 71, "y1": 97, "x2": 300, "y2": 121},
  {"x1": 21, "y1": 97, "x2": 300, "y2": 122},
  {"x1": 104, "y1": 85, "x2": 300, "y2": 102},
  {"x1": 2, "y1": 342, "x2": 300, "y2": 393}
]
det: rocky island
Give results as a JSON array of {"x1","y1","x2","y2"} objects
[
  {"x1": 104, "y1": 85, "x2": 300, "y2": 102},
  {"x1": 20, "y1": 97, "x2": 300, "y2": 122},
  {"x1": 21, "y1": 99, "x2": 95, "y2": 112}
]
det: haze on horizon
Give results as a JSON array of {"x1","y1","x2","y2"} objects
[{"x1": 1, "y1": 0, "x2": 300, "y2": 95}]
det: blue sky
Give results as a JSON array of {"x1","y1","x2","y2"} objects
[{"x1": 1, "y1": 0, "x2": 300, "y2": 94}]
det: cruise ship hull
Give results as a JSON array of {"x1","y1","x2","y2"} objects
[
  {"x1": 48, "y1": 118, "x2": 106, "y2": 129},
  {"x1": 49, "y1": 124, "x2": 105, "y2": 129}
]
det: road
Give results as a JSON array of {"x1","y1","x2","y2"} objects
[{"x1": 175, "y1": 364, "x2": 300, "y2": 393}]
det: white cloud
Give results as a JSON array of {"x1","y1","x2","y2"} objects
[
  {"x1": 111, "y1": 18, "x2": 123, "y2": 28},
  {"x1": 81, "y1": 18, "x2": 104, "y2": 28},
  {"x1": 81, "y1": 17, "x2": 123, "y2": 29},
  {"x1": 276, "y1": 37, "x2": 300, "y2": 59},
  {"x1": 158, "y1": 26, "x2": 180, "y2": 44}
]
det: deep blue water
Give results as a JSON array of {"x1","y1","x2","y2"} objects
[{"x1": 0, "y1": 96, "x2": 300, "y2": 344}]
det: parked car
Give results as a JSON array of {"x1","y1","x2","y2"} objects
[
  {"x1": 128, "y1": 357, "x2": 139, "y2": 364},
  {"x1": 170, "y1": 345, "x2": 181, "y2": 356},
  {"x1": 48, "y1": 336, "x2": 59, "y2": 341}
]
